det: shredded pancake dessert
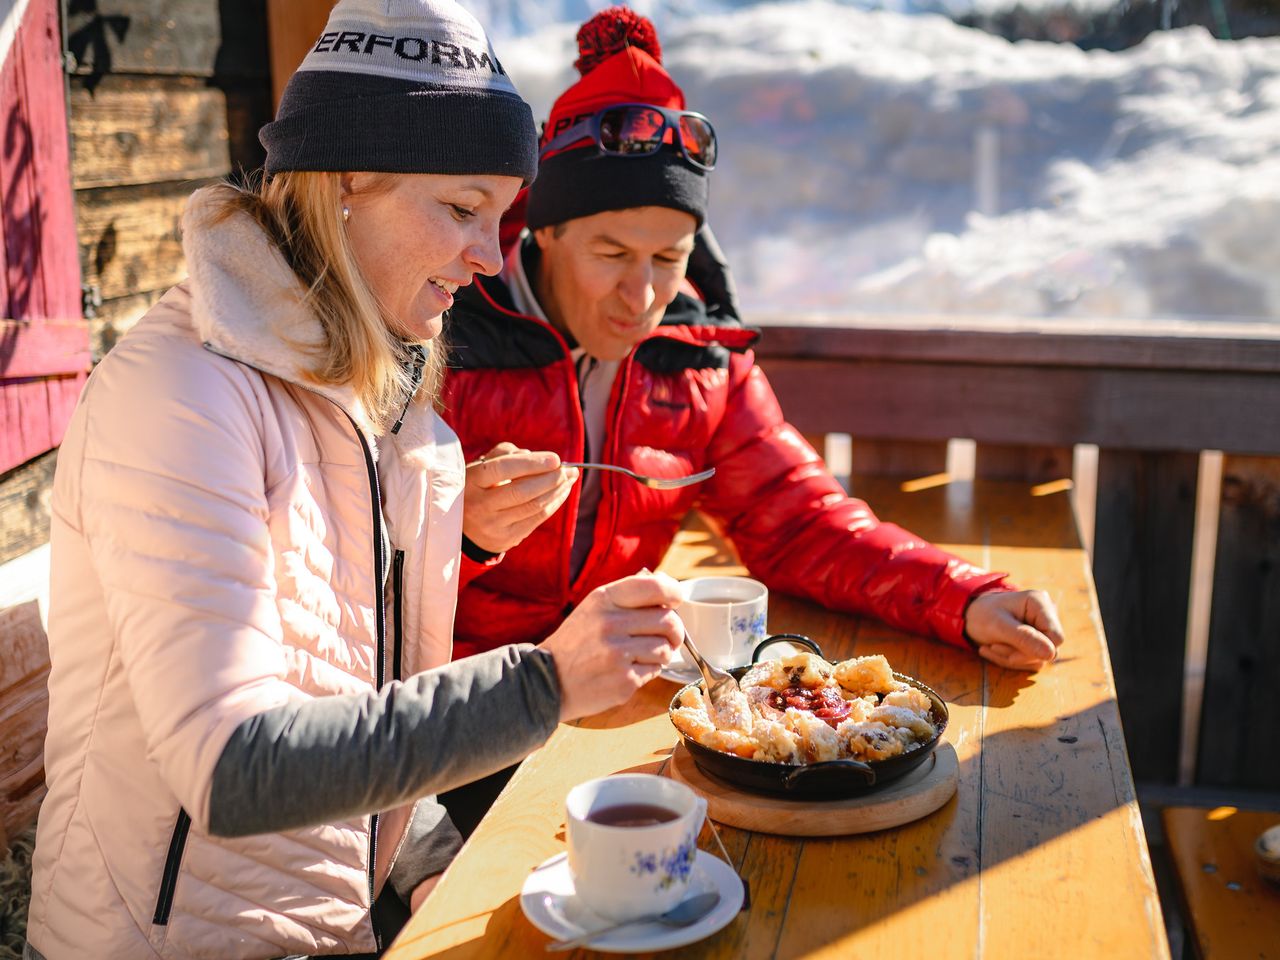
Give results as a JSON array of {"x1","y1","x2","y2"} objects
[{"x1": 671, "y1": 652, "x2": 939, "y2": 765}]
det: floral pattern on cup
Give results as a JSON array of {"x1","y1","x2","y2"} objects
[
  {"x1": 630, "y1": 833, "x2": 697, "y2": 892},
  {"x1": 735, "y1": 611, "x2": 767, "y2": 648}
]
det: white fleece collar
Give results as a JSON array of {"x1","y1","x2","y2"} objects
[{"x1": 181, "y1": 185, "x2": 370, "y2": 430}]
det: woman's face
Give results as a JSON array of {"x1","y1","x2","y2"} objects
[{"x1": 342, "y1": 172, "x2": 523, "y2": 341}]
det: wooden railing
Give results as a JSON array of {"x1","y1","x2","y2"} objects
[{"x1": 751, "y1": 314, "x2": 1280, "y2": 796}]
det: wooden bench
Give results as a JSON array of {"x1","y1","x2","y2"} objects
[
  {"x1": 1162, "y1": 806, "x2": 1280, "y2": 959},
  {"x1": 0, "y1": 598, "x2": 49, "y2": 852}
]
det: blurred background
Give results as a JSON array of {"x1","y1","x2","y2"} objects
[{"x1": 486, "y1": 0, "x2": 1280, "y2": 321}]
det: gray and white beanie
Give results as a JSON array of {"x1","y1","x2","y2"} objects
[{"x1": 259, "y1": 0, "x2": 537, "y2": 183}]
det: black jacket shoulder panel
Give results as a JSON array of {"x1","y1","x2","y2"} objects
[
  {"x1": 634, "y1": 337, "x2": 733, "y2": 374},
  {"x1": 445, "y1": 278, "x2": 565, "y2": 371},
  {"x1": 636, "y1": 293, "x2": 756, "y2": 374}
]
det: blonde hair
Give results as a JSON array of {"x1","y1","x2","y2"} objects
[{"x1": 207, "y1": 171, "x2": 445, "y2": 429}]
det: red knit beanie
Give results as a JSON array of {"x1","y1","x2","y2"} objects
[{"x1": 525, "y1": 7, "x2": 710, "y2": 230}]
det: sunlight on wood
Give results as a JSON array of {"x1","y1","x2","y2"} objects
[
  {"x1": 1179, "y1": 450, "x2": 1224, "y2": 787},
  {"x1": 899, "y1": 472, "x2": 952, "y2": 493},
  {"x1": 1031, "y1": 478, "x2": 1074, "y2": 496},
  {"x1": 977, "y1": 806, "x2": 1168, "y2": 960},
  {"x1": 787, "y1": 807, "x2": 1164, "y2": 960},
  {"x1": 1207, "y1": 806, "x2": 1238, "y2": 822}
]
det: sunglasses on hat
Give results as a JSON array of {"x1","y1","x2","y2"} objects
[{"x1": 540, "y1": 102, "x2": 717, "y2": 171}]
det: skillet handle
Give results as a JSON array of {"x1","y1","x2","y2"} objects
[
  {"x1": 752, "y1": 633, "x2": 824, "y2": 663},
  {"x1": 783, "y1": 758, "x2": 877, "y2": 790}
]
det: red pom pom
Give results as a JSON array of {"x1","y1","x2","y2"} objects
[{"x1": 574, "y1": 6, "x2": 662, "y2": 76}]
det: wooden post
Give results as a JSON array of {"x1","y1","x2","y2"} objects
[
  {"x1": 1092, "y1": 449, "x2": 1198, "y2": 785},
  {"x1": 1197, "y1": 454, "x2": 1280, "y2": 790},
  {"x1": 267, "y1": 0, "x2": 337, "y2": 109}
]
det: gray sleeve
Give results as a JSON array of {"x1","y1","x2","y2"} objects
[
  {"x1": 387, "y1": 800, "x2": 464, "y2": 902},
  {"x1": 207, "y1": 644, "x2": 560, "y2": 838}
]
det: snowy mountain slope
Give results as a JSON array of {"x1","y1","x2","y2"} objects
[{"x1": 501, "y1": 2, "x2": 1280, "y2": 319}]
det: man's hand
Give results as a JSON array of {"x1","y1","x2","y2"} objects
[
  {"x1": 963, "y1": 589, "x2": 1065, "y2": 671},
  {"x1": 541, "y1": 572, "x2": 685, "y2": 722},
  {"x1": 463, "y1": 442, "x2": 579, "y2": 554}
]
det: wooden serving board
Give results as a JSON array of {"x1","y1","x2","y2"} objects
[{"x1": 668, "y1": 739, "x2": 958, "y2": 837}]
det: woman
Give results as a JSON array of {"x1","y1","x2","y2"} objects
[{"x1": 24, "y1": 2, "x2": 683, "y2": 958}]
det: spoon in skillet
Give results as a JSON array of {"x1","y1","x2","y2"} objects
[{"x1": 681, "y1": 626, "x2": 741, "y2": 712}]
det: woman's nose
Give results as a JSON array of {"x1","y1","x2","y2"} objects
[{"x1": 465, "y1": 229, "x2": 504, "y2": 276}]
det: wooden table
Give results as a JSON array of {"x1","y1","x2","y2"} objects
[{"x1": 386, "y1": 478, "x2": 1171, "y2": 959}]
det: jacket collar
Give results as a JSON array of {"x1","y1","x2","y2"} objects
[{"x1": 181, "y1": 185, "x2": 371, "y2": 431}]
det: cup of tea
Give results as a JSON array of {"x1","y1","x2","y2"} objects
[
  {"x1": 678, "y1": 575, "x2": 768, "y2": 670},
  {"x1": 565, "y1": 773, "x2": 708, "y2": 922}
]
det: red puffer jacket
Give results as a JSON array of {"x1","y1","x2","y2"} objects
[{"x1": 441, "y1": 264, "x2": 1010, "y2": 661}]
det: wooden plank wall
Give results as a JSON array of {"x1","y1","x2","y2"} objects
[
  {"x1": 0, "y1": 0, "x2": 276, "y2": 844},
  {"x1": 1198, "y1": 455, "x2": 1280, "y2": 790},
  {"x1": 65, "y1": 0, "x2": 273, "y2": 357},
  {"x1": 1092, "y1": 451, "x2": 1199, "y2": 785},
  {"x1": 0, "y1": 451, "x2": 56, "y2": 568}
]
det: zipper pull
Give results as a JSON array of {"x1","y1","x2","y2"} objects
[{"x1": 390, "y1": 343, "x2": 428, "y2": 435}]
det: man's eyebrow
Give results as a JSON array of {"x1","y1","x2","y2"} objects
[
  {"x1": 589, "y1": 233, "x2": 629, "y2": 249},
  {"x1": 589, "y1": 233, "x2": 694, "y2": 255}
]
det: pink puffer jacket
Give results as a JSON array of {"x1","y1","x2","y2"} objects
[{"x1": 26, "y1": 188, "x2": 464, "y2": 959}]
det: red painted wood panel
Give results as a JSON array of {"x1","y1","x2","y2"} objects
[
  {"x1": 0, "y1": 0, "x2": 87, "y2": 474},
  {"x1": 0, "y1": 374, "x2": 83, "y2": 469},
  {"x1": 0, "y1": 319, "x2": 91, "y2": 377},
  {"x1": 2, "y1": 0, "x2": 80, "y2": 320}
]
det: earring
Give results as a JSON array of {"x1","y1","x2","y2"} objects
[{"x1": 342, "y1": 205, "x2": 351, "y2": 222}]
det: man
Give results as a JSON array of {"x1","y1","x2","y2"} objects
[{"x1": 442, "y1": 8, "x2": 1063, "y2": 677}]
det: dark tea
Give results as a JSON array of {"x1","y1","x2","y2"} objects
[{"x1": 586, "y1": 803, "x2": 680, "y2": 827}]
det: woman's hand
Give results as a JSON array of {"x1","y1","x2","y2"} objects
[
  {"x1": 542, "y1": 572, "x2": 685, "y2": 722},
  {"x1": 963, "y1": 589, "x2": 1065, "y2": 671},
  {"x1": 462, "y1": 442, "x2": 579, "y2": 554}
]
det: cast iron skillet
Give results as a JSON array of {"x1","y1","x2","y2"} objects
[{"x1": 669, "y1": 635, "x2": 949, "y2": 801}]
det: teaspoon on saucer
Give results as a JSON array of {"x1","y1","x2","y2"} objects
[{"x1": 544, "y1": 891, "x2": 722, "y2": 952}]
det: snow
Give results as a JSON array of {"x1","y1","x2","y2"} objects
[{"x1": 498, "y1": 2, "x2": 1280, "y2": 320}]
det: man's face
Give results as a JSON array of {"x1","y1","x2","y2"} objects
[{"x1": 533, "y1": 206, "x2": 698, "y2": 362}]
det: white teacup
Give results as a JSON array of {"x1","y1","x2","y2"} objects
[
  {"x1": 678, "y1": 575, "x2": 768, "y2": 670},
  {"x1": 565, "y1": 773, "x2": 708, "y2": 923}
]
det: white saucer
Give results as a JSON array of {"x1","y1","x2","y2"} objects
[
  {"x1": 657, "y1": 661, "x2": 702, "y2": 685},
  {"x1": 520, "y1": 850, "x2": 743, "y2": 953},
  {"x1": 658, "y1": 640, "x2": 805, "y2": 685}
]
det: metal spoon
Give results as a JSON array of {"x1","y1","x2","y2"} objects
[
  {"x1": 544, "y1": 891, "x2": 721, "y2": 951},
  {"x1": 560, "y1": 462, "x2": 715, "y2": 490},
  {"x1": 681, "y1": 626, "x2": 741, "y2": 711}
]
